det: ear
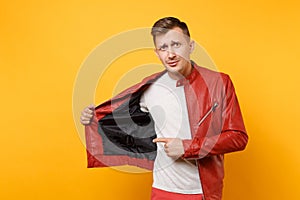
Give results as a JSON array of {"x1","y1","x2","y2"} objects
[{"x1": 189, "y1": 40, "x2": 195, "y2": 54}]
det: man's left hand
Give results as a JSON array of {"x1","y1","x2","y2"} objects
[{"x1": 153, "y1": 138, "x2": 184, "y2": 159}]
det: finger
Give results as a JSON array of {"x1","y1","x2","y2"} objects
[
  {"x1": 88, "y1": 104, "x2": 95, "y2": 110},
  {"x1": 84, "y1": 107, "x2": 94, "y2": 114},
  {"x1": 81, "y1": 111, "x2": 93, "y2": 119},
  {"x1": 80, "y1": 116, "x2": 87, "y2": 122},
  {"x1": 153, "y1": 138, "x2": 171, "y2": 143},
  {"x1": 84, "y1": 112, "x2": 93, "y2": 118},
  {"x1": 84, "y1": 104, "x2": 95, "y2": 112},
  {"x1": 82, "y1": 121, "x2": 91, "y2": 125},
  {"x1": 80, "y1": 119, "x2": 91, "y2": 125},
  {"x1": 83, "y1": 109, "x2": 94, "y2": 116},
  {"x1": 164, "y1": 148, "x2": 169, "y2": 153},
  {"x1": 80, "y1": 115, "x2": 92, "y2": 122}
]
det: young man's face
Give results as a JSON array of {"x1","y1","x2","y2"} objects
[{"x1": 154, "y1": 27, "x2": 194, "y2": 79}]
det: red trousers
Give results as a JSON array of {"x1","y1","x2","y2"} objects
[{"x1": 151, "y1": 187, "x2": 203, "y2": 200}]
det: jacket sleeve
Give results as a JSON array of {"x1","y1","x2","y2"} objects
[{"x1": 182, "y1": 75, "x2": 248, "y2": 159}]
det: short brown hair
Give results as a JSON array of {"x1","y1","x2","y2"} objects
[{"x1": 151, "y1": 17, "x2": 190, "y2": 43}]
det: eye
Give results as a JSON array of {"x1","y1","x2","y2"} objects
[
  {"x1": 172, "y1": 42, "x2": 181, "y2": 48},
  {"x1": 159, "y1": 44, "x2": 168, "y2": 51}
]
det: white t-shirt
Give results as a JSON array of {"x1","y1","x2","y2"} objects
[{"x1": 140, "y1": 73, "x2": 203, "y2": 194}]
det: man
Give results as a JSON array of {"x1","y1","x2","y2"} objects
[{"x1": 80, "y1": 17, "x2": 248, "y2": 200}]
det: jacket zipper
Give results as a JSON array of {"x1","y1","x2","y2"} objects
[
  {"x1": 196, "y1": 102, "x2": 218, "y2": 200},
  {"x1": 196, "y1": 102, "x2": 218, "y2": 126}
]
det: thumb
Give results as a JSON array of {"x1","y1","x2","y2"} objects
[
  {"x1": 88, "y1": 104, "x2": 95, "y2": 110},
  {"x1": 153, "y1": 138, "x2": 171, "y2": 143}
]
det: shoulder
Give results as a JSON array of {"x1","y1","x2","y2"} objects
[
  {"x1": 195, "y1": 64, "x2": 229, "y2": 80},
  {"x1": 192, "y1": 63, "x2": 236, "y2": 97},
  {"x1": 193, "y1": 63, "x2": 231, "y2": 85}
]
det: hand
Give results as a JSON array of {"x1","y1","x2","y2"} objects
[
  {"x1": 153, "y1": 138, "x2": 184, "y2": 159},
  {"x1": 80, "y1": 104, "x2": 95, "y2": 125}
]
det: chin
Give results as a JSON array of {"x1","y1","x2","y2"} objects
[
  {"x1": 165, "y1": 65, "x2": 178, "y2": 71},
  {"x1": 166, "y1": 66, "x2": 184, "y2": 76}
]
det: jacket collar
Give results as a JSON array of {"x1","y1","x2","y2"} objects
[{"x1": 176, "y1": 60, "x2": 198, "y2": 87}]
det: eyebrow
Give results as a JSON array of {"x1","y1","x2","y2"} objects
[
  {"x1": 158, "y1": 43, "x2": 168, "y2": 49},
  {"x1": 158, "y1": 40, "x2": 180, "y2": 47}
]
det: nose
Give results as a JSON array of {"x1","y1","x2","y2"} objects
[{"x1": 167, "y1": 49, "x2": 176, "y2": 59}]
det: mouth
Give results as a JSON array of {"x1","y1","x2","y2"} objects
[{"x1": 167, "y1": 60, "x2": 179, "y2": 67}]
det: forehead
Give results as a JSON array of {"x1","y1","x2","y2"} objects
[{"x1": 155, "y1": 27, "x2": 189, "y2": 45}]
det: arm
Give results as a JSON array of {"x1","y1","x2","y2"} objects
[
  {"x1": 182, "y1": 75, "x2": 248, "y2": 159},
  {"x1": 182, "y1": 130, "x2": 247, "y2": 159}
]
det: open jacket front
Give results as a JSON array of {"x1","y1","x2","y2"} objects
[{"x1": 85, "y1": 62, "x2": 248, "y2": 200}]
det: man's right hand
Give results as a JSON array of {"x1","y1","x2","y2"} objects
[{"x1": 80, "y1": 104, "x2": 95, "y2": 125}]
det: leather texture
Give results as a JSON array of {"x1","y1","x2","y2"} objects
[{"x1": 85, "y1": 61, "x2": 248, "y2": 200}]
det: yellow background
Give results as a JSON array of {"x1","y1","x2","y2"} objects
[{"x1": 1, "y1": 0, "x2": 300, "y2": 199}]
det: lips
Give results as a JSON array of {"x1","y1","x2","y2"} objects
[{"x1": 167, "y1": 60, "x2": 179, "y2": 67}]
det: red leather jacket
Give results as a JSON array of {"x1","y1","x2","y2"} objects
[{"x1": 85, "y1": 62, "x2": 248, "y2": 200}]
